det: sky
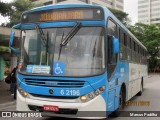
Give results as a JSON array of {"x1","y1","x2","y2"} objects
[
  {"x1": 124, "y1": 0, "x2": 138, "y2": 25},
  {"x1": 0, "y1": 0, "x2": 138, "y2": 25}
]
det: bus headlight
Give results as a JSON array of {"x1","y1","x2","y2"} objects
[
  {"x1": 18, "y1": 87, "x2": 28, "y2": 98},
  {"x1": 80, "y1": 86, "x2": 105, "y2": 102},
  {"x1": 80, "y1": 96, "x2": 87, "y2": 102}
]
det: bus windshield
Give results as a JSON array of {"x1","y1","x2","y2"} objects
[{"x1": 21, "y1": 27, "x2": 105, "y2": 77}]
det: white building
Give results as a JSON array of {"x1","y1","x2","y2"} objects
[
  {"x1": 31, "y1": 0, "x2": 124, "y2": 11},
  {"x1": 138, "y1": 0, "x2": 160, "y2": 24}
]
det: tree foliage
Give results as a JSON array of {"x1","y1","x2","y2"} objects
[
  {"x1": 0, "y1": 2, "x2": 9, "y2": 15},
  {"x1": 1, "y1": 0, "x2": 42, "y2": 27},
  {"x1": 128, "y1": 23, "x2": 160, "y2": 72},
  {"x1": 0, "y1": 46, "x2": 10, "y2": 53},
  {"x1": 108, "y1": 8, "x2": 131, "y2": 26}
]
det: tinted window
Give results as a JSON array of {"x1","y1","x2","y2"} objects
[
  {"x1": 108, "y1": 20, "x2": 117, "y2": 37},
  {"x1": 107, "y1": 19, "x2": 118, "y2": 79}
]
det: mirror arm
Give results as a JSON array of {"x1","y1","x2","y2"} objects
[{"x1": 12, "y1": 23, "x2": 21, "y2": 29}]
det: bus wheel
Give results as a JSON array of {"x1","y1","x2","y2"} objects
[
  {"x1": 137, "y1": 82, "x2": 143, "y2": 96},
  {"x1": 111, "y1": 88, "x2": 125, "y2": 117}
]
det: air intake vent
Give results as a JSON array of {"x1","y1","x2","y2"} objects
[{"x1": 24, "y1": 78, "x2": 85, "y2": 88}]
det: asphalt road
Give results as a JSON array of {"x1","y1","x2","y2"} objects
[{"x1": 0, "y1": 74, "x2": 160, "y2": 120}]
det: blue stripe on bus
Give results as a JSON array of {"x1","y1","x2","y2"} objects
[
  {"x1": 21, "y1": 21, "x2": 105, "y2": 30},
  {"x1": 17, "y1": 72, "x2": 107, "y2": 97}
]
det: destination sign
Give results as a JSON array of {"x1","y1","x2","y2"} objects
[
  {"x1": 21, "y1": 8, "x2": 103, "y2": 23},
  {"x1": 40, "y1": 10, "x2": 84, "y2": 21}
]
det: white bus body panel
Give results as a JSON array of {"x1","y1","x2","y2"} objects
[
  {"x1": 17, "y1": 91, "x2": 106, "y2": 118},
  {"x1": 127, "y1": 63, "x2": 148, "y2": 100}
]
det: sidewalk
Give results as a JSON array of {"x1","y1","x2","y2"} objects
[{"x1": 0, "y1": 80, "x2": 16, "y2": 105}]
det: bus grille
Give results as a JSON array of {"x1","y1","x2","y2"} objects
[
  {"x1": 30, "y1": 93, "x2": 79, "y2": 99},
  {"x1": 23, "y1": 78, "x2": 85, "y2": 88}
]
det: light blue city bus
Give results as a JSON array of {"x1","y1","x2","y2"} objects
[{"x1": 10, "y1": 3, "x2": 148, "y2": 118}]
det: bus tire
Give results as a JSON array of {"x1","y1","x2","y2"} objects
[
  {"x1": 137, "y1": 82, "x2": 143, "y2": 96},
  {"x1": 111, "y1": 87, "x2": 125, "y2": 117}
]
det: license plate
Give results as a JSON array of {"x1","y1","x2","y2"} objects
[{"x1": 43, "y1": 105, "x2": 59, "y2": 112}]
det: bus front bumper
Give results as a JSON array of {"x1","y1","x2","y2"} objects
[{"x1": 16, "y1": 90, "x2": 107, "y2": 118}]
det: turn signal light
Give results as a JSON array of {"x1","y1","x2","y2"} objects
[
  {"x1": 18, "y1": 87, "x2": 28, "y2": 98},
  {"x1": 99, "y1": 86, "x2": 105, "y2": 92},
  {"x1": 80, "y1": 86, "x2": 105, "y2": 102},
  {"x1": 22, "y1": 91, "x2": 28, "y2": 97}
]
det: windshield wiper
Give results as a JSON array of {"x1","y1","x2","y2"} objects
[
  {"x1": 35, "y1": 24, "x2": 47, "y2": 47},
  {"x1": 35, "y1": 24, "x2": 49, "y2": 65},
  {"x1": 58, "y1": 22, "x2": 81, "y2": 60},
  {"x1": 61, "y1": 22, "x2": 81, "y2": 46},
  {"x1": 58, "y1": 31, "x2": 64, "y2": 60}
]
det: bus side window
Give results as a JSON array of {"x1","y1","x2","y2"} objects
[
  {"x1": 107, "y1": 19, "x2": 118, "y2": 79},
  {"x1": 137, "y1": 45, "x2": 140, "y2": 63},
  {"x1": 127, "y1": 36, "x2": 131, "y2": 61},
  {"x1": 140, "y1": 47, "x2": 142, "y2": 63},
  {"x1": 131, "y1": 40, "x2": 135, "y2": 62},
  {"x1": 120, "y1": 29, "x2": 127, "y2": 60},
  {"x1": 131, "y1": 40, "x2": 134, "y2": 62}
]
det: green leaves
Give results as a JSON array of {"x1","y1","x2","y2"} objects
[
  {"x1": 0, "y1": 46, "x2": 11, "y2": 53},
  {"x1": 9, "y1": 0, "x2": 42, "y2": 26},
  {"x1": 108, "y1": 8, "x2": 130, "y2": 26},
  {"x1": 0, "y1": 2, "x2": 10, "y2": 16},
  {"x1": 128, "y1": 23, "x2": 160, "y2": 72},
  {"x1": 1, "y1": 0, "x2": 43, "y2": 27}
]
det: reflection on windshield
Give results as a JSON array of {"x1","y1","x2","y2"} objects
[{"x1": 21, "y1": 27, "x2": 105, "y2": 76}]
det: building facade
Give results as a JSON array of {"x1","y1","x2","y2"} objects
[
  {"x1": 31, "y1": 0, "x2": 124, "y2": 11},
  {"x1": 138, "y1": 0, "x2": 160, "y2": 24}
]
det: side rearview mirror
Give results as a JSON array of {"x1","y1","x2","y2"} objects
[
  {"x1": 108, "y1": 35, "x2": 119, "y2": 64},
  {"x1": 9, "y1": 31, "x2": 20, "y2": 54},
  {"x1": 10, "y1": 31, "x2": 15, "y2": 46},
  {"x1": 9, "y1": 23, "x2": 21, "y2": 54},
  {"x1": 112, "y1": 36, "x2": 119, "y2": 54}
]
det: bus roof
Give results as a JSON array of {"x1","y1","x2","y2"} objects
[
  {"x1": 23, "y1": 3, "x2": 97, "y2": 14},
  {"x1": 23, "y1": 3, "x2": 147, "y2": 51}
]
